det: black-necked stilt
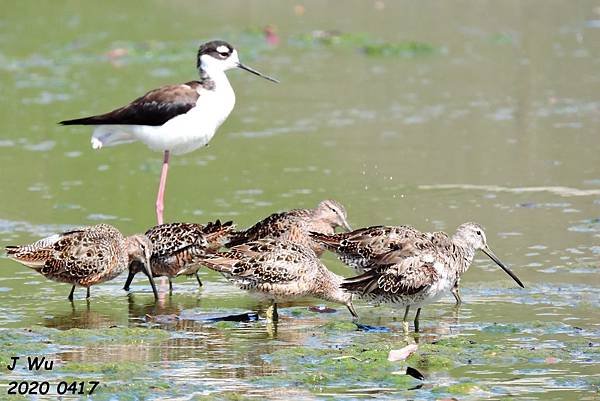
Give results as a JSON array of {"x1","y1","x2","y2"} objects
[{"x1": 60, "y1": 40, "x2": 278, "y2": 224}]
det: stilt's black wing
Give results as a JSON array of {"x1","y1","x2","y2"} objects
[{"x1": 59, "y1": 81, "x2": 201, "y2": 126}]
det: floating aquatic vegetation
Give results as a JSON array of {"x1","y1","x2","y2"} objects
[
  {"x1": 433, "y1": 382, "x2": 482, "y2": 395},
  {"x1": 0, "y1": 328, "x2": 53, "y2": 367},
  {"x1": 362, "y1": 41, "x2": 439, "y2": 57},
  {"x1": 260, "y1": 340, "x2": 419, "y2": 390},
  {"x1": 405, "y1": 347, "x2": 454, "y2": 370},
  {"x1": 213, "y1": 321, "x2": 239, "y2": 330},
  {"x1": 50, "y1": 327, "x2": 170, "y2": 345},
  {"x1": 319, "y1": 320, "x2": 358, "y2": 332},
  {"x1": 60, "y1": 361, "x2": 147, "y2": 376},
  {"x1": 291, "y1": 30, "x2": 440, "y2": 58}
]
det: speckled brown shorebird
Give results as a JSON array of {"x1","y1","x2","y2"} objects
[
  {"x1": 226, "y1": 200, "x2": 352, "y2": 256},
  {"x1": 312, "y1": 225, "x2": 470, "y2": 305},
  {"x1": 5, "y1": 224, "x2": 157, "y2": 301},
  {"x1": 340, "y1": 222, "x2": 524, "y2": 331},
  {"x1": 124, "y1": 220, "x2": 234, "y2": 294},
  {"x1": 199, "y1": 239, "x2": 358, "y2": 321}
]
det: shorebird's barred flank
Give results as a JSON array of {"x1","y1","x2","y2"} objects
[
  {"x1": 124, "y1": 220, "x2": 235, "y2": 293},
  {"x1": 310, "y1": 225, "x2": 421, "y2": 269},
  {"x1": 199, "y1": 239, "x2": 358, "y2": 321},
  {"x1": 5, "y1": 224, "x2": 157, "y2": 301}
]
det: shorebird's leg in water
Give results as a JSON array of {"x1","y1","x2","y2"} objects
[
  {"x1": 168, "y1": 279, "x2": 173, "y2": 295},
  {"x1": 195, "y1": 272, "x2": 203, "y2": 288},
  {"x1": 266, "y1": 300, "x2": 278, "y2": 322},
  {"x1": 86, "y1": 287, "x2": 91, "y2": 299},
  {"x1": 414, "y1": 308, "x2": 422, "y2": 333},
  {"x1": 155, "y1": 150, "x2": 170, "y2": 225},
  {"x1": 68, "y1": 285, "x2": 76, "y2": 302},
  {"x1": 347, "y1": 302, "x2": 359, "y2": 320},
  {"x1": 402, "y1": 305, "x2": 411, "y2": 333},
  {"x1": 451, "y1": 279, "x2": 462, "y2": 305}
]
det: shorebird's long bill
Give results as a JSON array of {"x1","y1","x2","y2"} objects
[
  {"x1": 237, "y1": 63, "x2": 279, "y2": 83},
  {"x1": 341, "y1": 218, "x2": 352, "y2": 232},
  {"x1": 482, "y1": 246, "x2": 524, "y2": 288},
  {"x1": 140, "y1": 262, "x2": 159, "y2": 300}
]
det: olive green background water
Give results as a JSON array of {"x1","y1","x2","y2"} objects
[{"x1": 0, "y1": 1, "x2": 598, "y2": 400}]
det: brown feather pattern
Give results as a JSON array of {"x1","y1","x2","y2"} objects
[
  {"x1": 130, "y1": 220, "x2": 235, "y2": 279},
  {"x1": 5, "y1": 224, "x2": 146, "y2": 288},
  {"x1": 226, "y1": 200, "x2": 350, "y2": 256},
  {"x1": 200, "y1": 239, "x2": 354, "y2": 307}
]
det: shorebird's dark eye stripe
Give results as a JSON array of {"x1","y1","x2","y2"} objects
[{"x1": 208, "y1": 50, "x2": 230, "y2": 59}]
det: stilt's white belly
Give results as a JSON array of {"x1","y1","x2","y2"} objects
[{"x1": 91, "y1": 83, "x2": 235, "y2": 155}]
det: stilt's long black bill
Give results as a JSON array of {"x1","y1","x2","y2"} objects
[
  {"x1": 237, "y1": 63, "x2": 279, "y2": 83},
  {"x1": 482, "y1": 247, "x2": 524, "y2": 288}
]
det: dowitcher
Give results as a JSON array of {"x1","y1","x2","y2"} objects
[
  {"x1": 340, "y1": 222, "x2": 524, "y2": 331},
  {"x1": 5, "y1": 224, "x2": 157, "y2": 301},
  {"x1": 227, "y1": 200, "x2": 352, "y2": 255},
  {"x1": 311, "y1": 225, "x2": 468, "y2": 305},
  {"x1": 124, "y1": 220, "x2": 235, "y2": 294},
  {"x1": 60, "y1": 40, "x2": 278, "y2": 224},
  {"x1": 199, "y1": 239, "x2": 358, "y2": 321}
]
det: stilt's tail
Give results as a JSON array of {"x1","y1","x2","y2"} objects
[
  {"x1": 90, "y1": 126, "x2": 136, "y2": 149},
  {"x1": 60, "y1": 116, "x2": 104, "y2": 125}
]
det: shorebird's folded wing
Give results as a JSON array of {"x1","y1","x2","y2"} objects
[
  {"x1": 226, "y1": 212, "x2": 290, "y2": 247},
  {"x1": 59, "y1": 81, "x2": 201, "y2": 127},
  {"x1": 145, "y1": 223, "x2": 208, "y2": 258}
]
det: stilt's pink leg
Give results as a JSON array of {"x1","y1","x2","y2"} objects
[{"x1": 155, "y1": 150, "x2": 170, "y2": 225}]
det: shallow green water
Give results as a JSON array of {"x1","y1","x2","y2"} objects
[{"x1": 0, "y1": 1, "x2": 599, "y2": 400}]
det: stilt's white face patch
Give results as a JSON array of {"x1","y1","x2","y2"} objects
[{"x1": 216, "y1": 45, "x2": 229, "y2": 54}]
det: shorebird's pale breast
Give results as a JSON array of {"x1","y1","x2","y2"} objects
[
  {"x1": 157, "y1": 82, "x2": 236, "y2": 155},
  {"x1": 91, "y1": 81, "x2": 236, "y2": 155}
]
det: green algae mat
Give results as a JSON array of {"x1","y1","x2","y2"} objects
[{"x1": 1, "y1": 1, "x2": 599, "y2": 400}]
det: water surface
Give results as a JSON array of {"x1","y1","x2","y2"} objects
[{"x1": 0, "y1": 1, "x2": 598, "y2": 400}]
